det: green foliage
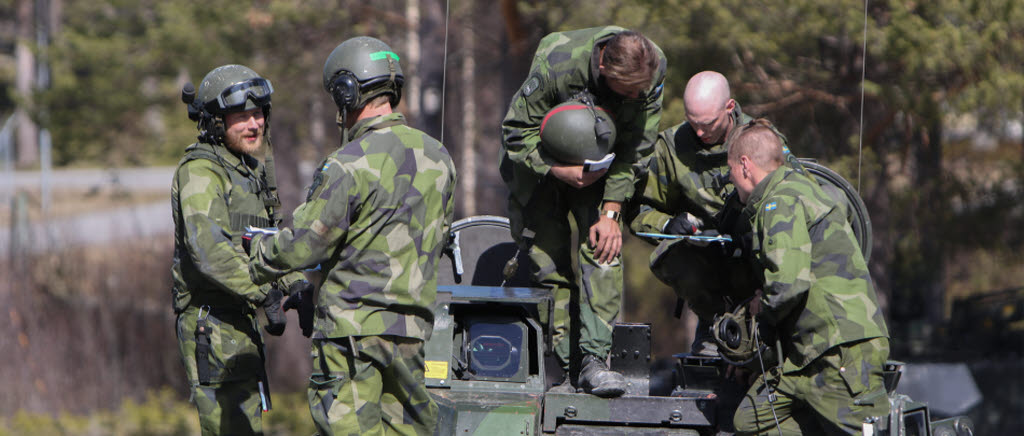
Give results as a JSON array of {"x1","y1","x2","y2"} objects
[{"x1": 0, "y1": 388, "x2": 315, "y2": 436}]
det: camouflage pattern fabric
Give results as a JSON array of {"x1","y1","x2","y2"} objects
[
  {"x1": 191, "y1": 378, "x2": 265, "y2": 436},
  {"x1": 733, "y1": 337, "x2": 890, "y2": 435},
  {"x1": 171, "y1": 140, "x2": 302, "y2": 433},
  {"x1": 500, "y1": 26, "x2": 666, "y2": 208},
  {"x1": 742, "y1": 166, "x2": 888, "y2": 372},
  {"x1": 249, "y1": 112, "x2": 456, "y2": 341},
  {"x1": 175, "y1": 306, "x2": 265, "y2": 387},
  {"x1": 630, "y1": 106, "x2": 757, "y2": 235},
  {"x1": 628, "y1": 109, "x2": 794, "y2": 318},
  {"x1": 508, "y1": 180, "x2": 621, "y2": 369},
  {"x1": 309, "y1": 336, "x2": 438, "y2": 436}
]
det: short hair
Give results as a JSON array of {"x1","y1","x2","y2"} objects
[
  {"x1": 727, "y1": 118, "x2": 784, "y2": 171},
  {"x1": 366, "y1": 94, "x2": 392, "y2": 109},
  {"x1": 601, "y1": 31, "x2": 658, "y2": 89}
]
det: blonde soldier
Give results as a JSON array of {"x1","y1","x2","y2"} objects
[
  {"x1": 172, "y1": 64, "x2": 309, "y2": 435},
  {"x1": 727, "y1": 120, "x2": 889, "y2": 435},
  {"x1": 247, "y1": 37, "x2": 456, "y2": 436}
]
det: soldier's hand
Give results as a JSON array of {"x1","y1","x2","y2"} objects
[
  {"x1": 262, "y1": 287, "x2": 287, "y2": 336},
  {"x1": 664, "y1": 212, "x2": 703, "y2": 235},
  {"x1": 242, "y1": 226, "x2": 278, "y2": 254},
  {"x1": 284, "y1": 280, "x2": 315, "y2": 337},
  {"x1": 589, "y1": 216, "x2": 622, "y2": 264},
  {"x1": 550, "y1": 164, "x2": 606, "y2": 189},
  {"x1": 749, "y1": 289, "x2": 763, "y2": 317}
]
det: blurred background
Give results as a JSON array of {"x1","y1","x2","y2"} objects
[{"x1": 0, "y1": 0, "x2": 1021, "y2": 434}]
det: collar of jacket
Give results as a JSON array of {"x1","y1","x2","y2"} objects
[
  {"x1": 196, "y1": 141, "x2": 258, "y2": 177},
  {"x1": 742, "y1": 166, "x2": 790, "y2": 217},
  {"x1": 344, "y1": 112, "x2": 407, "y2": 143}
]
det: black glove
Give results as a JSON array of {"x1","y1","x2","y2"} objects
[
  {"x1": 284, "y1": 280, "x2": 315, "y2": 337},
  {"x1": 665, "y1": 212, "x2": 703, "y2": 235},
  {"x1": 262, "y1": 287, "x2": 286, "y2": 336}
]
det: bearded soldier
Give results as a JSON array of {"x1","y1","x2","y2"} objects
[
  {"x1": 247, "y1": 37, "x2": 456, "y2": 435},
  {"x1": 500, "y1": 26, "x2": 666, "y2": 397},
  {"x1": 171, "y1": 64, "x2": 309, "y2": 435}
]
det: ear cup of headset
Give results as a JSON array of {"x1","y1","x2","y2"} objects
[{"x1": 330, "y1": 73, "x2": 360, "y2": 112}]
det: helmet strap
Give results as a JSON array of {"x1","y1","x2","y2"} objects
[{"x1": 336, "y1": 108, "x2": 349, "y2": 150}]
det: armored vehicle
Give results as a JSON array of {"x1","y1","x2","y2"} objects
[
  {"x1": 424, "y1": 160, "x2": 970, "y2": 436},
  {"x1": 425, "y1": 213, "x2": 973, "y2": 435}
]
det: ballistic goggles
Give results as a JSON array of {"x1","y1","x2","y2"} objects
[{"x1": 211, "y1": 78, "x2": 273, "y2": 113}]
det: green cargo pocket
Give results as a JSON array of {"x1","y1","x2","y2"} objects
[
  {"x1": 308, "y1": 374, "x2": 345, "y2": 425},
  {"x1": 835, "y1": 343, "x2": 868, "y2": 397}
]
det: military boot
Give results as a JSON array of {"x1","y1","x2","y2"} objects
[
  {"x1": 579, "y1": 355, "x2": 626, "y2": 397},
  {"x1": 548, "y1": 374, "x2": 577, "y2": 394},
  {"x1": 691, "y1": 317, "x2": 719, "y2": 357}
]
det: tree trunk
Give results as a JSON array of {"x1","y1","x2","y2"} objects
[
  {"x1": 15, "y1": 0, "x2": 38, "y2": 167},
  {"x1": 459, "y1": 14, "x2": 477, "y2": 216}
]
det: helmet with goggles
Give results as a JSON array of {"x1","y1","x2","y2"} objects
[
  {"x1": 182, "y1": 64, "x2": 273, "y2": 145},
  {"x1": 197, "y1": 64, "x2": 273, "y2": 114}
]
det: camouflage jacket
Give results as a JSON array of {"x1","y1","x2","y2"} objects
[
  {"x1": 171, "y1": 141, "x2": 302, "y2": 312},
  {"x1": 249, "y1": 113, "x2": 457, "y2": 341},
  {"x1": 629, "y1": 106, "x2": 754, "y2": 235},
  {"x1": 500, "y1": 26, "x2": 666, "y2": 207},
  {"x1": 744, "y1": 167, "x2": 888, "y2": 371}
]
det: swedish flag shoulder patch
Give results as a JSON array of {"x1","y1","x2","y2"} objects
[{"x1": 765, "y1": 202, "x2": 777, "y2": 211}]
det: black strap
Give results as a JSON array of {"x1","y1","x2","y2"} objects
[{"x1": 195, "y1": 314, "x2": 212, "y2": 385}]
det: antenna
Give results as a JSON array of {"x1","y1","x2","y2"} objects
[{"x1": 857, "y1": 0, "x2": 869, "y2": 192}]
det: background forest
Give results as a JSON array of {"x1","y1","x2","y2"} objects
[{"x1": 0, "y1": 0, "x2": 1022, "y2": 434}]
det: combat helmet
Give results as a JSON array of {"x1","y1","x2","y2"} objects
[
  {"x1": 323, "y1": 36, "x2": 404, "y2": 112},
  {"x1": 182, "y1": 64, "x2": 273, "y2": 144},
  {"x1": 539, "y1": 100, "x2": 616, "y2": 164}
]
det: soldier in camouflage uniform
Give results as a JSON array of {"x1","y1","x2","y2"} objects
[
  {"x1": 726, "y1": 120, "x2": 890, "y2": 435},
  {"x1": 500, "y1": 26, "x2": 666, "y2": 397},
  {"x1": 247, "y1": 37, "x2": 456, "y2": 436},
  {"x1": 629, "y1": 71, "x2": 795, "y2": 356},
  {"x1": 172, "y1": 64, "x2": 309, "y2": 435}
]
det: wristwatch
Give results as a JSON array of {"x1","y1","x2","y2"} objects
[{"x1": 602, "y1": 209, "x2": 620, "y2": 222}]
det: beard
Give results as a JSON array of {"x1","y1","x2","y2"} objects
[{"x1": 225, "y1": 127, "x2": 264, "y2": 155}]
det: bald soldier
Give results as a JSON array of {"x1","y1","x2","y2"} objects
[
  {"x1": 630, "y1": 71, "x2": 797, "y2": 355},
  {"x1": 726, "y1": 119, "x2": 889, "y2": 435}
]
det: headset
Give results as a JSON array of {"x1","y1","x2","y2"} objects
[
  {"x1": 328, "y1": 71, "x2": 362, "y2": 113},
  {"x1": 328, "y1": 71, "x2": 404, "y2": 114}
]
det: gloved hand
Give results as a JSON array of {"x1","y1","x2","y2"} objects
[
  {"x1": 262, "y1": 287, "x2": 287, "y2": 336},
  {"x1": 284, "y1": 280, "x2": 315, "y2": 337},
  {"x1": 241, "y1": 226, "x2": 278, "y2": 254},
  {"x1": 664, "y1": 212, "x2": 703, "y2": 236}
]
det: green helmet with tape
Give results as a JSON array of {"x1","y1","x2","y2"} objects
[
  {"x1": 322, "y1": 36, "x2": 404, "y2": 112},
  {"x1": 539, "y1": 100, "x2": 616, "y2": 164}
]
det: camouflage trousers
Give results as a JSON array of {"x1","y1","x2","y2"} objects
[
  {"x1": 191, "y1": 380, "x2": 264, "y2": 435},
  {"x1": 509, "y1": 180, "x2": 623, "y2": 371},
  {"x1": 176, "y1": 305, "x2": 267, "y2": 435},
  {"x1": 649, "y1": 239, "x2": 758, "y2": 319},
  {"x1": 734, "y1": 337, "x2": 891, "y2": 435},
  {"x1": 309, "y1": 335, "x2": 438, "y2": 436}
]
